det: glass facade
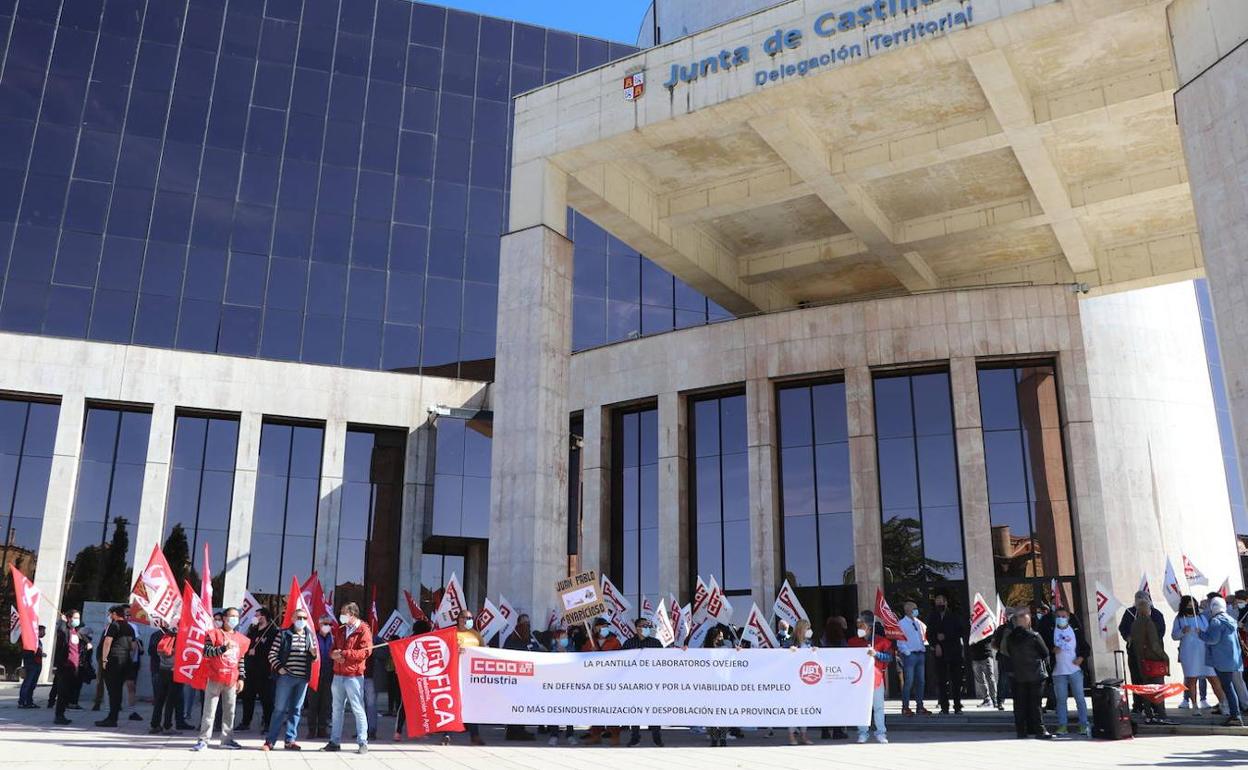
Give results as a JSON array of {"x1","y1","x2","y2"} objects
[
  {"x1": 419, "y1": 549, "x2": 463, "y2": 616},
  {"x1": 62, "y1": 405, "x2": 151, "y2": 609},
  {"x1": 874, "y1": 371, "x2": 966, "y2": 606},
  {"x1": 163, "y1": 412, "x2": 238, "y2": 596},
  {"x1": 335, "y1": 426, "x2": 404, "y2": 619},
  {"x1": 430, "y1": 416, "x2": 490, "y2": 540},
  {"x1": 979, "y1": 364, "x2": 1078, "y2": 612},
  {"x1": 248, "y1": 420, "x2": 323, "y2": 602},
  {"x1": 0, "y1": 0, "x2": 717, "y2": 380},
  {"x1": 689, "y1": 393, "x2": 749, "y2": 595},
  {"x1": 611, "y1": 406, "x2": 657, "y2": 609}
]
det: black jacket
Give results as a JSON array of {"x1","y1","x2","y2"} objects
[
  {"x1": 927, "y1": 608, "x2": 967, "y2": 661},
  {"x1": 622, "y1": 635, "x2": 663, "y2": 650},
  {"x1": 54, "y1": 627, "x2": 87, "y2": 671},
  {"x1": 1118, "y1": 606, "x2": 1164, "y2": 647},
  {"x1": 1003, "y1": 626, "x2": 1050, "y2": 683},
  {"x1": 246, "y1": 622, "x2": 278, "y2": 675}
]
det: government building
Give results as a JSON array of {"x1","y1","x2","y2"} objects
[{"x1": 0, "y1": 0, "x2": 1245, "y2": 680}]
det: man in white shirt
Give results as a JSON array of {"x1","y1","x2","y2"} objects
[
  {"x1": 1050, "y1": 608, "x2": 1090, "y2": 736},
  {"x1": 897, "y1": 601, "x2": 931, "y2": 715}
]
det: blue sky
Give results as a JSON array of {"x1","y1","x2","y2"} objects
[{"x1": 427, "y1": 0, "x2": 653, "y2": 43}]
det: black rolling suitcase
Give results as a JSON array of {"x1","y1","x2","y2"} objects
[{"x1": 1091, "y1": 650, "x2": 1135, "y2": 740}]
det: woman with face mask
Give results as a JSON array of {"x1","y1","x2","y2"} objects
[
  {"x1": 847, "y1": 612, "x2": 893, "y2": 743},
  {"x1": 1172, "y1": 595, "x2": 1220, "y2": 715},
  {"x1": 581, "y1": 618, "x2": 622, "y2": 746},
  {"x1": 786, "y1": 619, "x2": 817, "y2": 745}
]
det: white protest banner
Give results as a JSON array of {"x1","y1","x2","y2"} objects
[
  {"x1": 968, "y1": 593, "x2": 995, "y2": 644},
  {"x1": 433, "y1": 573, "x2": 467, "y2": 629},
  {"x1": 1162, "y1": 557, "x2": 1184, "y2": 613},
  {"x1": 237, "y1": 591, "x2": 261, "y2": 633},
  {"x1": 601, "y1": 575, "x2": 633, "y2": 620},
  {"x1": 476, "y1": 598, "x2": 507, "y2": 644},
  {"x1": 691, "y1": 576, "x2": 710, "y2": 622},
  {"x1": 1095, "y1": 582, "x2": 1123, "y2": 638},
  {"x1": 706, "y1": 576, "x2": 734, "y2": 624},
  {"x1": 460, "y1": 646, "x2": 873, "y2": 727},
  {"x1": 743, "y1": 602, "x2": 779, "y2": 649},
  {"x1": 653, "y1": 599, "x2": 675, "y2": 647},
  {"x1": 1182, "y1": 554, "x2": 1209, "y2": 586},
  {"x1": 772, "y1": 579, "x2": 808, "y2": 627},
  {"x1": 379, "y1": 609, "x2": 411, "y2": 641}
]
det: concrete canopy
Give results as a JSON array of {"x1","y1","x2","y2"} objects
[{"x1": 511, "y1": 0, "x2": 1197, "y2": 315}]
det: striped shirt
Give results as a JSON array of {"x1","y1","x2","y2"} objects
[{"x1": 269, "y1": 629, "x2": 314, "y2": 679}]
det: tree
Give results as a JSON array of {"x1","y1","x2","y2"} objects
[
  {"x1": 881, "y1": 516, "x2": 960, "y2": 589},
  {"x1": 163, "y1": 524, "x2": 192, "y2": 588},
  {"x1": 98, "y1": 517, "x2": 131, "y2": 602}
]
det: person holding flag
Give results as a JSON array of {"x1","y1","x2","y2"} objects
[
  {"x1": 191, "y1": 606, "x2": 249, "y2": 751},
  {"x1": 51, "y1": 609, "x2": 90, "y2": 726},
  {"x1": 848, "y1": 611, "x2": 893, "y2": 744},
  {"x1": 238, "y1": 607, "x2": 278, "y2": 734},
  {"x1": 621, "y1": 616, "x2": 665, "y2": 747},
  {"x1": 581, "y1": 617, "x2": 622, "y2": 746},
  {"x1": 263, "y1": 601, "x2": 318, "y2": 751},
  {"x1": 322, "y1": 602, "x2": 373, "y2": 754},
  {"x1": 445, "y1": 609, "x2": 485, "y2": 746},
  {"x1": 1119, "y1": 591, "x2": 1166, "y2": 715},
  {"x1": 304, "y1": 614, "x2": 336, "y2": 740}
]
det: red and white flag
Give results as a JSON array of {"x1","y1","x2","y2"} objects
[
  {"x1": 497, "y1": 595, "x2": 518, "y2": 640},
  {"x1": 678, "y1": 603, "x2": 692, "y2": 644},
  {"x1": 1182, "y1": 554, "x2": 1209, "y2": 586},
  {"x1": 173, "y1": 581, "x2": 214, "y2": 689},
  {"x1": 200, "y1": 542, "x2": 213, "y2": 609},
  {"x1": 691, "y1": 576, "x2": 710, "y2": 622},
  {"x1": 874, "y1": 588, "x2": 905, "y2": 641},
  {"x1": 1162, "y1": 557, "x2": 1184, "y2": 613},
  {"x1": 369, "y1": 586, "x2": 380, "y2": 630},
  {"x1": 306, "y1": 573, "x2": 333, "y2": 627},
  {"x1": 640, "y1": 596, "x2": 656, "y2": 622},
  {"x1": 280, "y1": 576, "x2": 321, "y2": 690},
  {"x1": 433, "y1": 573, "x2": 466, "y2": 629},
  {"x1": 9, "y1": 566, "x2": 39, "y2": 652},
  {"x1": 667, "y1": 593, "x2": 680, "y2": 631},
  {"x1": 609, "y1": 611, "x2": 635, "y2": 641},
  {"x1": 653, "y1": 599, "x2": 676, "y2": 647},
  {"x1": 600, "y1": 574, "x2": 633, "y2": 620},
  {"x1": 238, "y1": 591, "x2": 261, "y2": 633},
  {"x1": 1219, "y1": 577, "x2": 1231, "y2": 599},
  {"x1": 995, "y1": 594, "x2": 1007, "y2": 627},
  {"x1": 475, "y1": 598, "x2": 507, "y2": 644},
  {"x1": 404, "y1": 589, "x2": 428, "y2": 625},
  {"x1": 743, "y1": 602, "x2": 779, "y2": 649},
  {"x1": 968, "y1": 592, "x2": 996, "y2": 644},
  {"x1": 129, "y1": 544, "x2": 182, "y2": 627},
  {"x1": 772, "y1": 578, "x2": 808, "y2": 628},
  {"x1": 378, "y1": 609, "x2": 411, "y2": 641},
  {"x1": 1095, "y1": 582, "x2": 1124, "y2": 638},
  {"x1": 1138, "y1": 572, "x2": 1152, "y2": 601},
  {"x1": 545, "y1": 608, "x2": 559, "y2": 631},
  {"x1": 705, "y1": 576, "x2": 734, "y2": 624},
  {"x1": 391, "y1": 627, "x2": 464, "y2": 737},
  {"x1": 8, "y1": 604, "x2": 21, "y2": 645},
  {"x1": 1050, "y1": 578, "x2": 1063, "y2": 610}
]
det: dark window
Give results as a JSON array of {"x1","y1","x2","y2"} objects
[
  {"x1": 61, "y1": 406, "x2": 151, "y2": 611},
  {"x1": 689, "y1": 393, "x2": 749, "y2": 597},
  {"x1": 874, "y1": 370, "x2": 966, "y2": 607},
  {"x1": 611, "y1": 406, "x2": 657, "y2": 609},
  {"x1": 979, "y1": 364, "x2": 1078, "y2": 611},
  {"x1": 248, "y1": 421, "x2": 324, "y2": 604},
  {"x1": 162, "y1": 414, "x2": 239, "y2": 597},
  {"x1": 431, "y1": 416, "x2": 491, "y2": 540},
  {"x1": 335, "y1": 427, "x2": 406, "y2": 622}
]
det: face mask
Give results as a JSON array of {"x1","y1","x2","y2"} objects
[
  {"x1": 1035, "y1": 612, "x2": 1046, "y2": 619},
  {"x1": 339, "y1": 614, "x2": 351, "y2": 625},
  {"x1": 1237, "y1": 602, "x2": 1246, "y2": 611},
  {"x1": 804, "y1": 628, "x2": 813, "y2": 640},
  {"x1": 1055, "y1": 617, "x2": 1069, "y2": 628},
  {"x1": 294, "y1": 619, "x2": 307, "y2": 631},
  {"x1": 463, "y1": 618, "x2": 474, "y2": 629},
  {"x1": 857, "y1": 628, "x2": 867, "y2": 638},
  {"x1": 70, "y1": 618, "x2": 80, "y2": 628},
  {"x1": 555, "y1": 637, "x2": 569, "y2": 649},
  {"x1": 214, "y1": 620, "x2": 223, "y2": 629},
  {"x1": 639, "y1": 627, "x2": 652, "y2": 638},
  {"x1": 320, "y1": 624, "x2": 332, "y2": 634},
  {"x1": 597, "y1": 627, "x2": 610, "y2": 638},
  {"x1": 225, "y1": 616, "x2": 239, "y2": 630},
  {"x1": 910, "y1": 609, "x2": 920, "y2": 618}
]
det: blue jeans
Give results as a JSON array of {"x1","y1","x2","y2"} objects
[
  {"x1": 1053, "y1": 669, "x2": 1087, "y2": 729},
  {"x1": 363, "y1": 678, "x2": 377, "y2": 735},
  {"x1": 266, "y1": 674, "x2": 309, "y2": 746},
  {"x1": 19, "y1": 660, "x2": 41, "y2": 705},
  {"x1": 857, "y1": 684, "x2": 887, "y2": 740},
  {"x1": 901, "y1": 651, "x2": 926, "y2": 709},
  {"x1": 330, "y1": 675, "x2": 369, "y2": 747},
  {"x1": 1216, "y1": 671, "x2": 1242, "y2": 717}
]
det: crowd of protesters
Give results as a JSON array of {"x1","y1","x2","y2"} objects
[{"x1": 14, "y1": 586, "x2": 1248, "y2": 749}]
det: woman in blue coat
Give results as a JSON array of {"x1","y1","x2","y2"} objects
[{"x1": 1198, "y1": 596, "x2": 1244, "y2": 727}]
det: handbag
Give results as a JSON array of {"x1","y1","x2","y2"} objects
[{"x1": 1141, "y1": 658, "x2": 1168, "y2": 677}]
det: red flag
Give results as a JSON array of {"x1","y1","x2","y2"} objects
[
  {"x1": 1050, "y1": 578, "x2": 1062, "y2": 610},
  {"x1": 281, "y1": 576, "x2": 322, "y2": 691},
  {"x1": 404, "y1": 589, "x2": 428, "y2": 624},
  {"x1": 200, "y1": 542, "x2": 213, "y2": 609},
  {"x1": 1219, "y1": 578, "x2": 1230, "y2": 599},
  {"x1": 1124, "y1": 682, "x2": 1187, "y2": 703},
  {"x1": 308, "y1": 575, "x2": 333, "y2": 627},
  {"x1": 173, "y1": 582, "x2": 214, "y2": 689},
  {"x1": 369, "y1": 586, "x2": 379, "y2": 629},
  {"x1": 129, "y1": 544, "x2": 182, "y2": 627},
  {"x1": 875, "y1": 588, "x2": 906, "y2": 641},
  {"x1": 9, "y1": 566, "x2": 40, "y2": 652},
  {"x1": 390, "y1": 627, "x2": 463, "y2": 737}
]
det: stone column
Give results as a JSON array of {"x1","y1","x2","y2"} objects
[
  {"x1": 950, "y1": 357, "x2": 995, "y2": 607},
  {"x1": 130, "y1": 402, "x2": 175, "y2": 587},
  {"x1": 33, "y1": 393, "x2": 85, "y2": 682},
  {"x1": 746, "y1": 378, "x2": 781, "y2": 612},
  {"x1": 399, "y1": 418, "x2": 436, "y2": 602},
  {"x1": 580, "y1": 405, "x2": 611, "y2": 578},
  {"x1": 487, "y1": 224, "x2": 574, "y2": 624},
  {"x1": 846, "y1": 367, "x2": 883, "y2": 612},
  {"x1": 223, "y1": 412, "x2": 262, "y2": 604},
  {"x1": 657, "y1": 391, "x2": 689, "y2": 603},
  {"x1": 314, "y1": 418, "x2": 348, "y2": 590}
]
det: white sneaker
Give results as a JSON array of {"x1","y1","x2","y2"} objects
[
  {"x1": 190, "y1": 741, "x2": 207, "y2": 752},
  {"x1": 1178, "y1": 700, "x2": 1191, "y2": 710},
  {"x1": 1201, "y1": 700, "x2": 1212, "y2": 710},
  {"x1": 547, "y1": 736, "x2": 558, "y2": 747},
  {"x1": 876, "y1": 735, "x2": 889, "y2": 744},
  {"x1": 856, "y1": 734, "x2": 868, "y2": 743}
]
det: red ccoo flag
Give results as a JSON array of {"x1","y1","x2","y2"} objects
[{"x1": 874, "y1": 588, "x2": 906, "y2": 641}]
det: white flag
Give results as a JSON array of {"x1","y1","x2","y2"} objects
[
  {"x1": 377, "y1": 609, "x2": 410, "y2": 641},
  {"x1": 640, "y1": 596, "x2": 656, "y2": 622},
  {"x1": 237, "y1": 590, "x2": 261, "y2": 633},
  {"x1": 1182, "y1": 554, "x2": 1209, "y2": 586},
  {"x1": 968, "y1": 593, "x2": 996, "y2": 644},
  {"x1": 706, "y1": 576, "x2": 734, "y2": 624},
  {"x1": 433, "y1": 572, "x2": 466, "y2": 629},
  {"x1": 1138, "y1": 572, "x2": 1152, "y2": 601},
  {"x1": 995, "y1": 594, "x2": 1007, "y2": 627},
  {"x1": 497, "y1": 594, "x2": 518, "y2": 640},
  {"x1": 8, "y1": 605, "x2": 20, "y2": 644},
  {"x1": 1162, "y1": 557, "x2": 1184, "y2": 613},
  {"x1": 1095, "y1": 582, "x2": 1124, "y2": 638},
  {"x1": 475, "y1": 598, "x2": 508, "y2": 644},
  {"x1": 667, "y1": 593, "x2": 680, "y2": 634},
  {"x1": 609, "y1": 611, "x2": 635, "y2": 640},
  {"x1": 772, "y1": 578, "x2": 808, "y2": 627},
  {"x1": 601, "y1": 574, "x2": 633, "y2": 619},
  {"x1": 653, "y1": 599, "x2": 676, "y2": 647},
  {"x1": 687, "y1": 618, "x2": 713, "y2": 648},
  {"x1": 743, "y1": 602, "x2": 780, "y2": 649},
  {"x1": 691, "y1": 575, "x2": 710, "y2": 622},
  {"x1": 678, "y1": 603, "x2": 693, "y2": 644}
]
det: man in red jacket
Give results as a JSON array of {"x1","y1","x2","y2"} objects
[
  {"x1": 322, "y1": 602, "x2": 372, "y2": 755},
  {"x1": 192, "y1": 606, "x2": 250, "y2": 751},
  {"x1": 848, "y1": 611, "x2": 894, "y2": 744}
]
